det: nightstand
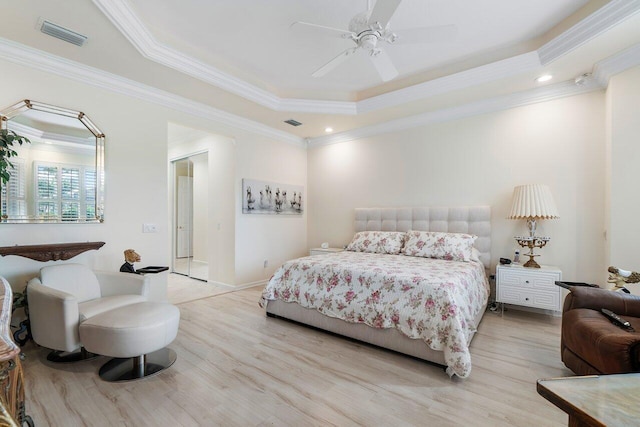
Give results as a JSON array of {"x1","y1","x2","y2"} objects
[
  {"x1": 309, "y1": 247, "x2": 344, "y2": 256},
  {"x1": 496, "y1": 263, "x2": 562, "y2": 313}
]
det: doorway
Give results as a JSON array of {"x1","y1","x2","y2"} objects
[{"x1": 171, "y1": 153, "x2": 209, "y2": 281}]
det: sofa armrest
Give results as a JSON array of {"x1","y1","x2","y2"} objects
[
  {"x1": 27, "y1": 278, "x2": 81, "y2": 352},
  {"x1": 563, "y1": 286, "x2": 640, "y2": 317},
  {"x1": 94, "y1": 271, "x2": 150, "y2": 298}
]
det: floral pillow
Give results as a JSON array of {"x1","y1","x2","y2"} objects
[
  {"x1": 402, "y1": 231, "x2": 477, "y2": 262},
  {"x1": 345, "y1": 231, "x2": 406, "y2": 255}
]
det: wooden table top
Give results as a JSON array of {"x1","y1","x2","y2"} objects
[{"x1": 537, "y1": 373, "x2": 640, "y2": 427}]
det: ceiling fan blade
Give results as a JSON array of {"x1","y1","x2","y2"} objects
[
  {"x1": 312, "y1": 47, "x2": 359, "y2": 78},
  {"x1": 368, "y1": 0, "x2": 402, "y2": 29},
  {"x1": 396, "y1": 25, "x2": 458, "y2": 44},
  {"x1": 290, "y1": 21, "x2": 355, "y2": 39},
  {"x1": 369, "y1": 48, "x2": 398, "y2": 82}
]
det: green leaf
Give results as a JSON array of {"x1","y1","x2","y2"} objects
[{"x1": 0, "y1": 129, "x2": 31, "y2": 184}]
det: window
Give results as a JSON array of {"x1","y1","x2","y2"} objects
[
  {"x1": 1, "y1": 158, "x2": 26, "y2": 219},
  {"x1": 34, "y1": 162, "x2": 96, "y2": 221}
]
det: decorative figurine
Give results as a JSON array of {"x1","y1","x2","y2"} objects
[
  {"x1": 607, "y1": 266, "x2": 640, "y2": 292},
  {"x1": 120, "y1": 249, "x2": 141, "y2": 274}
]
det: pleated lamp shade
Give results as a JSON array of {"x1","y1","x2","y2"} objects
[{"x1": 508, "y1": 184, "x2": 559, "y2": 220}]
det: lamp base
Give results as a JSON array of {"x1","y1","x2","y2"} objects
[
  {"x1": 514, "y1": 236, "x2": 549, "y2": 269},
  {"x1": 523, "y1": 256, "x2": 541, "y2": 268}
]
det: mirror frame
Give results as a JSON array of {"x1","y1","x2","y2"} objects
[{"x1": 0, "y1": 99, "x2": 105, "y2": 223}]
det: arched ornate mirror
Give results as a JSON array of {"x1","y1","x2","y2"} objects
[{"x1": 0, "y1": 100, "x2": 104, "y2": 223}]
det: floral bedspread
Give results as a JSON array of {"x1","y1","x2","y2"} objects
[{"x1": 261, "y1": 251, "x2": 489, "y2": 378}]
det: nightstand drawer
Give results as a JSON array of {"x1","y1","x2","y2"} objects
[
  {"x1": 498, "y1": 269, "x2": 559, "y2": 290},
  {"x1": 498, "y1": 284, "x2": 560, "y2": 310}
]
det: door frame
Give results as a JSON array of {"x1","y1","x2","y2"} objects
[{"x1": 170, "y1": 149, "x2": 208, "y2": 278}]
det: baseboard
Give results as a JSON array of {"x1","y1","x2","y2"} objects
[{"x1": 207, "y1": 279, "x2": 268, "y2": 290}]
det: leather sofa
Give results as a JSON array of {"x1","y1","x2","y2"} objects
[{"x1": 561, "y1": 286, "x2": 640, "y2": 375}]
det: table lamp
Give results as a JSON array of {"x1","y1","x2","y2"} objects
[{"x1": 508, "y1": 184, "x2": 559, "y2": 268}]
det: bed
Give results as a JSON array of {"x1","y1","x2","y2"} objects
[{"x1": 261, "y1": 206, "x2": 491, "y2": 378}]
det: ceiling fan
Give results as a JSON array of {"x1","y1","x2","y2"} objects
[{"x1": 291, "y1": 0, "x2": 457, "y2": 82}]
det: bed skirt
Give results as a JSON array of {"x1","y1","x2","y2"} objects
[{"x1": 265, "y1": 299, "x2": 487, "y2": 368}]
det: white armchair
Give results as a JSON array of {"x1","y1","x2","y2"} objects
[{"x1": 27, "y1": 263, "x2": 149, "y2": 361}]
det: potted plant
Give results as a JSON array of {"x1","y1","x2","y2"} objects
[{"x1": 0, "y1": 127, "x2": 30, "y2": 218}]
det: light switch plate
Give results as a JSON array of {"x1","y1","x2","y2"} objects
[{"x1": 143, "y1": 223, "x2": 157, "y2": 233}]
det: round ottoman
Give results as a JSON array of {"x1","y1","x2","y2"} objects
[{"x1": 79, "y1": 301, "x2": 180, "y2": 382}]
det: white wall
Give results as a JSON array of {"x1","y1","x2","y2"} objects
[
  {"x1": 2, "y1": 52, "x2": 617, "y2": 291},
  {"x1": 167, "y1": 123, "x2": 308, "y2": 287},
  {"x1": 607, "y1": 65, "x2": 640, "y2": 270},
  {"x1": 0, "y1": 58, "x2": 307, "y2": 289},
  {"x1": 168, "y1": 130, "x2": 236, "y2": 285},
  {"x1": 235, "y1": 136, "x2": 308, "y2": 285},
  {"x1": 308, "y1": 92, "x2": 606, "y2": 284},
  {"x1": 0, "y1": 61, "x2": 170, "y2": 289}
]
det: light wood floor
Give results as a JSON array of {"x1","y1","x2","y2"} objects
[
  {"x1": 166, "y1": 272, "x2": 236, "y2": 305},
  {"x1": 22, "y1": 278, "x2": 573, "y2": 426}
]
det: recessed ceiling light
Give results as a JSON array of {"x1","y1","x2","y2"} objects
[
  {"x1": 536, "y1": 74, "x2": 553, "y2": 83},
  {"x1": 325, "y1": 127, "x2": 333, "y2": 133}
]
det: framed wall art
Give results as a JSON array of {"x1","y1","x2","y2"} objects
[{"x1": 242, "y1": 179, "x2": 303, "y2": 215}]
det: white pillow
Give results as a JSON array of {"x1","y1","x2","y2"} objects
[
  {"x1": 346, "y1": 231, "x2": 406, "y2": 255},
  {"x1": 470, "y1": 247, "x2": 481, "y2": 263},
  {"x1": 402, "y1": 231, "x2": 477, "y2": 262}
]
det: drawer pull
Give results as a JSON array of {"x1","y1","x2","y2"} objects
[
  {"x1": 525, "y1": 297, "x2": 530, "y2": 301},
  {"x1": 525, "y1": 280, "x2": 530, "y2": 284}
]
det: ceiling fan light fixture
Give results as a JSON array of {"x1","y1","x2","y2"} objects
[
  {"x1": 361, "y1": 34, "x2": 379, "y2": 50},
  {"x1": 292, "y1": 0, "x2": 450, "y2": 83}
]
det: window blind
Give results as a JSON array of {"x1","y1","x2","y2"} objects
[
  {"x1": 1, "y1": 159, "x2": 26, "y2": 218},
  {"x1": 34, "y1": 162, "x2": 95, "y2": 221}
]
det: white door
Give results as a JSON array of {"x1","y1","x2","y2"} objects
[
  {"x1": 176, "y1": 175, "x2": 193, "y2": 259},
  {"x1": 171, "y1": 154, "x2": 209, "y2": 282}
]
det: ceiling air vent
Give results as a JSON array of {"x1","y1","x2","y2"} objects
[
  {"x1": 40, "y1": 20, "x2": 87, "y2": 47},
  {"x1": 284, "y1": 119, "x2": 303, "y2": 127}
]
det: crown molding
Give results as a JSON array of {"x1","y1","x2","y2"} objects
[
  {"x1": 295, "y1": 40, "x2": 640, "y2": 146},
  {"x1": 2, "y1": 3, "x2": 638, "y2": 151},
  {"x1": 91, "y1": 0, "x2": 276, "y2": 106},
  {"x1": 8, "y1": 121, "x2": 94, "y2": 147},
  {"x1": 1, "y1": 33, "x2": 629, "y2": 151},
  {"x1": 538, "y1": 0, "x2": 640, "y2": 65},
  {"x1": 0, "y1": 37, "x2": 305, "y2": 147},
  {"x1": 592, "y1": 41, "x2": 640, "y2": 86},
  {"x1": 91, "y1": 0, "x2": 357, "y2": 116},
  {"x1": 92, "y1": 0, "x2": 639, "y2": 117},
  {"x1": 308, "y1": 79, "x2": 604, "y2": 147},
  {"x1": 357, "y1": 52, "x2": 541, "y2": 114}
]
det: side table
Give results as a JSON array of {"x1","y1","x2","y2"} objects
[
  {"x1": 496, "y1": 263, "x2": 562, "y2": 313},
  {"x1": 137, "y1": 266, "x2": 169, "y2": 302}
]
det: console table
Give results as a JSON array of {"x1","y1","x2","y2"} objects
[
  {"x1": 537, "y1": 374, "x2": 640, "y2": 426},
  {"x1": 0, "y1": 242, "x2": 105, "y2": 262}
]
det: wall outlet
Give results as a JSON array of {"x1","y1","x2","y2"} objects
[
  {"x1": 263, "y1": 260, "x2": 268, "y2": 268},
  {"x1": 143, "y1": 223, "x2": 157, "y2": 233}
]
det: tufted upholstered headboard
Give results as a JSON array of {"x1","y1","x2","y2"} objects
[{"x1": 354, "y1": 206, "x2": 492, "y2": 269}]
